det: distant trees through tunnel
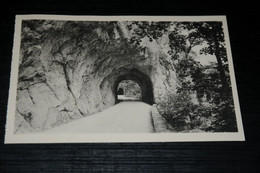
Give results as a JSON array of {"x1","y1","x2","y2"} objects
[{"x1": 117, "y1": 80, "x2": 142, "y2": 102}]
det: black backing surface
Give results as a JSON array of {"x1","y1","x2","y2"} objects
[{"x1": 0, "y1": 0, "x2": 259, "y2": 172}]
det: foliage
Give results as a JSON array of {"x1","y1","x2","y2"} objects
[
  {"x1": 168, "y1": 22, "x2": 204, "y2": 60},
  {"x1": 118, "y1": 80, "x2": 141, "y2": 98},
  {"x1": 127, "y1": 21, "x2": 170, "y2": 47},
  {"x1": 128, "y1": 21, "x2": 237, "y2": 132},
  {"x1": 157, "y1": 91, "x2": 214, "y2": 132}
]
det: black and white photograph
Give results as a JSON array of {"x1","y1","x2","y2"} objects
[{"x1": 4, "y1": 15, "x2": 244, "y2": 143}]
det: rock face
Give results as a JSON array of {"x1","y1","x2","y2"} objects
[{"x1": 14, "y1": 20, "x2": 179, "y2": 133}]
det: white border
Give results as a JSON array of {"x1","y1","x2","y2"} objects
[{"x1": 5, "y1": 15, "x2": 245, "y2": 143}]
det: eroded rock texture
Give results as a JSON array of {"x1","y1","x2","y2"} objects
[{"x1": 14, "y1": 20, "x2": 179, "y2": 133}]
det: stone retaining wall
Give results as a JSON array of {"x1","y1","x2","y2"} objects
[{"x1": 151, "y1": 104, "x2": 169, "y2": 133}]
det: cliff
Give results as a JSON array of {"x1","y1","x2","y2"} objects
[{"x1": 14, "y1": 20, "x2": 178, "y2": 133}]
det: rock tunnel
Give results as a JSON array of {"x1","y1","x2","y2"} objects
[{"x1": 113, "y1": 68, "x2": 154, "y2": 105}]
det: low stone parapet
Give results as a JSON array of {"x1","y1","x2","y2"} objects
[{"x1": 151, "y1": 104, "x2": 169, "y2": 133}]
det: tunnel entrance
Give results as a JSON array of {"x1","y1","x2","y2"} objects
[
  {"x1": 114, "y1": 68, "x2": 154, "y2": 105},
  {"x1": 117, "y1": 80, "x2": 142, "y2": 102}
]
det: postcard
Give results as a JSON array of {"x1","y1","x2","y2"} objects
[{"x1": 5, "y1": 15, "x2": 245, "y2": 143}]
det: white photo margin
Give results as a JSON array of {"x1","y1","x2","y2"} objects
[{"x1": 5, "y1": 15, "x2": 245, "y2": 143}]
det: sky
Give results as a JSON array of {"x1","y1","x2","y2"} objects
[{"x1": 192, "y1": 44, "x2": 217, "y2": 66}]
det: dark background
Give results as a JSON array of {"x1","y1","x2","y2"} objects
[{"x1": 0, "y1": 0, "x2": 259, "y2": 172}]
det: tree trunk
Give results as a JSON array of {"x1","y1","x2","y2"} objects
[{"x1": 213, "y1": 33, "x2": 229, "y2": 94}]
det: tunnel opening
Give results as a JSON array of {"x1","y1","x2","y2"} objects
[
  {"x1": 114, "y1": 68, "x2": 154, "y2": 105},
  {"x1": 117, "y1": 80, "x2": 142, "y2": 102}
]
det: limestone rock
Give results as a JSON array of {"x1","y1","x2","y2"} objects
[{"x1": 14, "y1": 20, "x2": 179, "y2": 133}]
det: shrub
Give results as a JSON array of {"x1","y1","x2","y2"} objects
[{"x1": 157, "y1": 91, "x2": 215, "y2": 132}]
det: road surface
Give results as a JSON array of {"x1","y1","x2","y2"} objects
[{"x1": 44, "y1": 101, "x2": 154, "y2": 133}]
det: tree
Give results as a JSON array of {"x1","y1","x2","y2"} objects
[
  {"x1": 169, "y1": 22, "x2": 204, "y2": 60},
  {"x1": 197, "y1": 22, "x2": 230, "y2": 95}
]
